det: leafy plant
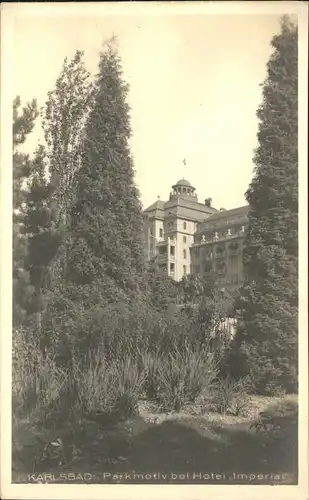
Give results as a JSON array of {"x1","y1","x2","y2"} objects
[
  {"x1": 210, "y1": 375, "x2": 252, "y2": 415},
  {"x1": 155, "y1": 346, "x2": 218, "y2": 412},
  {"x1": 140, "y1": 350, "x2": 161, "y2": 401}
]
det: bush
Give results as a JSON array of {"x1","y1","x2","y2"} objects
[
  {"x1": 250, "y1": 395, "x2": 298, "y2": 432},
  {"x1": 209, "y1": 375, "x2": 252, "y2": 415},
  {"x1": 72, "y1": 349, "x2": 116, "y2": 416},
  {"x1": 113, "y1": 355, "x2": 146, "y2": 418},
  {"x1": 70, "y1": 348, "x2": 145, "y2": 424},
  {"x1": 140, "y1": 350, "x2": 161, "y2": 401},
  {"x1": 13, "y1": 328, "x2": 145, "y2": 429},
  {"x1": 12, "y1": 326, "x2": 66, "y2": 424},
  {"x1": 152, "y1": 346, "x2": 218, "y2": 412}
]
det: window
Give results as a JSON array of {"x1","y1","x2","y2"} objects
[
  {"x1": 170, "y1": 263, "x2": 175, "y2": 273},
  {"x1": 231, "y1": 274, "x2": 239, "y2": 285},
  {"x1": 150, "y1": 229, "x2": 153, "y2": 236},
  {"x1": 170, "y1": 246, "x2": 175, "y2": 256},
  {"x1": 229, "y1": 241, "x2": 239, "y2": 250},
  {"x1": 159, "y1": 228, "x2": 163, "y2": 237},
  {"x1": 205, "y1": 263, "x2": 212, "y2": 273},
  {"x1": 183, "y1": 235, "x2": 187, "y2": 243},
  {"x1": 229, "y1": 256, "x2": 238, "y2": 268},
  {"x1": 183, "y1": 222, "x2": 187, "y2": 230},
  {"x1": 183, "y1": 265, "x2": 187, "y2": 275},
  {"x1": 183, "y1": 249, "x2": 187, "y2": 259}
]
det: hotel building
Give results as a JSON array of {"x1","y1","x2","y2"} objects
[
  {"x1": 190, "y1": 205, "x2": 249, "y2": 290},
  {"x1": 143, "y1": 179, "x2": 249, "y2": 288},
  {"x1": 143, "y1": 179, "x2": 217, "y2": 281}
]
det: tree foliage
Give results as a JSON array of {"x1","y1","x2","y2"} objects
[
  {"x1": 23, "y1": 145, "x2": 64, "y2": 345},
  {"x1": 146, "y1": 257, "x2": 179, "y2": 311},
  {"x1": 13, "y1": 96, "x2": 39, "y2": 325},
  {"x1": 42, "y1": 50, "x2": 94, "y2": 223},
  {"x1": 232, "y1": 17, "x2": 298, "y2": 394},
  {"x1": 66, "y1": 38, "x2": 146, "y2": 303},
  {"x1": 41, "y1": 50, "x2": 94, "y2": 296}
]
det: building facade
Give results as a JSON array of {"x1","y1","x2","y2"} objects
[
  {"x1": 190, "y1": 205, "x2": 249, "y2": 290},
  {"x1": 143, "y1": 179, "x2": 217, "y2": 281},
  {"x1": 143, "y1": 179, "x2": 249, "y2": 288}
]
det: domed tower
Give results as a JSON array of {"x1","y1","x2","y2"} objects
[{"x1": 170, "y1": 178, "x2": 197, "y2": 200}]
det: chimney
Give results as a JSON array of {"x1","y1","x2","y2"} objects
[{"x1": 205, "y1": 197, "x2": 212, "y2": 207}]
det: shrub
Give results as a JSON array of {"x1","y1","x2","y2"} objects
[
  {"x1": 209, "y1": 375, "x2": 252, "y2": 415},
  {"x1": 13, "y1": 327, "x2": 145, "y2": 429},
  {"x1": 113, "y1": 355, "x2": 146, "y2": 418},
  {"x1": 154, "y1": 346, "x2": 218, "y2": 412},
  {"x1": 250, "y1": 395, "x2": 298, "y2": 432},
  {"x1": 263, "y1": 382, "x2": 287, "y2": 398},
  {"x1": 140, "y1": 350, "x2": 161, "y2": 401},
  {"x1": 73, "y1": 348, "x2": 145, "y2": 423},
  {"x1": 72, "y1": 349, "x2": 116, "y2": 416},
  {"x1": 12, "y1": 326, "x2": 68, "y2": 424}
]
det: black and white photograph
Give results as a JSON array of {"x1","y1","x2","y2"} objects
[{"x1": 1, "y1": 2, "x2": 308, "y2": 499}]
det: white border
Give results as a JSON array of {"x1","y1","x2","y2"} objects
[{"x1": 1, "y1": 2, "x2": 308, "y2": 499}]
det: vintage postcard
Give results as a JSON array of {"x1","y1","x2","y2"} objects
[{"x1": 1, "y1": 1, "x2": 308, "y2": 500}]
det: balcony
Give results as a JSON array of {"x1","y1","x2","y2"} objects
[
  {"x1": 193, "y1": 229, "x2": 246, "y2": 246},
  {"x1": 157, "y1": 253, "x2": 168, "y2": 263},
  {"x1": 157, "y1": 240, "x2": 168, "y2": 248}
]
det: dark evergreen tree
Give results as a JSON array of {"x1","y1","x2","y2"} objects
[
  {"x1": 232, "y1": 17, "x2": 298, "y2": 394},
  {"x1": 13, "y1": 96, "x2": 39, "y2": 326},
  {"x1": 66, "y1": 38, "x2": 146, "y2": 303},
  {"x1": 23, "y1": 145, "x2": 64, "y2": 347}
]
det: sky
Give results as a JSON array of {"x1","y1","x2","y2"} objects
[{"x1": 11, "y1": 4, "x2": 285, "y2": 210}]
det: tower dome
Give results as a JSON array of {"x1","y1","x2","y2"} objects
[
  {"x1": 175, "y1": 179, "x2": 192, "y2": 187},
  {"x1": 171, "y1": 178, "x2": 196, "y2": 197}
]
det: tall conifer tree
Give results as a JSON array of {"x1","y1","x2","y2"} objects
[
  {"x1": 13, "y1": 97, "x2": 39, "y2": 325},
  {"x1": 23, "y1": 145, "x2": 63, "y2": 344},
  {"x1": 233, "y1": 17, "x2": 298, "y2": 394},
  {"x1": 66, "y1": 38, "x2": 145, "y2": 303}
]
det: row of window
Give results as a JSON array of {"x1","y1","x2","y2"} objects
[
  {"x1": 168, "y1": 221, "x2": 188, "y2": 230},
  {"x1": 169, "y1": 263, "x2": 187, "y2": 275},
  {"x1": 170, "y1": 249, "x2": 188, "y2": 259},
  {"x1": 191, "y1": 255, "x2": 238, "y2": 267},
  {"x1": 150, "y1": 226, "x2": 189, "y2": 238},
  {"x1": 202, "y1": 216, "x2": 246, "y2": 230},
  {"x1": 150, "y1": 228, "x2": 164, "y2": 238},
  {"x1": 191, "y1": 243, "x2": 243, "y2": 258}
]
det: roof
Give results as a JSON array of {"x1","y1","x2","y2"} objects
[
  {"x1": 173, "y1": 179, "x2": 193, "y2": 188},
  {"x1": 205, "y1": 205, "x2": 249, "y2": 223},
  {"x1": 165, "y1": 196, "x2": 217, "y2": 213},
  {"x1": 143, "y1": 199, "x2": 166, "y2": 213}
]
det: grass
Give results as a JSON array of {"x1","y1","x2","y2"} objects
[
  {"x1": 12, "y1": 327, "x2": 297, "y2": 484},
  {"x1": 12, "y1": 394, "x2": 298, "y2": 484}
]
